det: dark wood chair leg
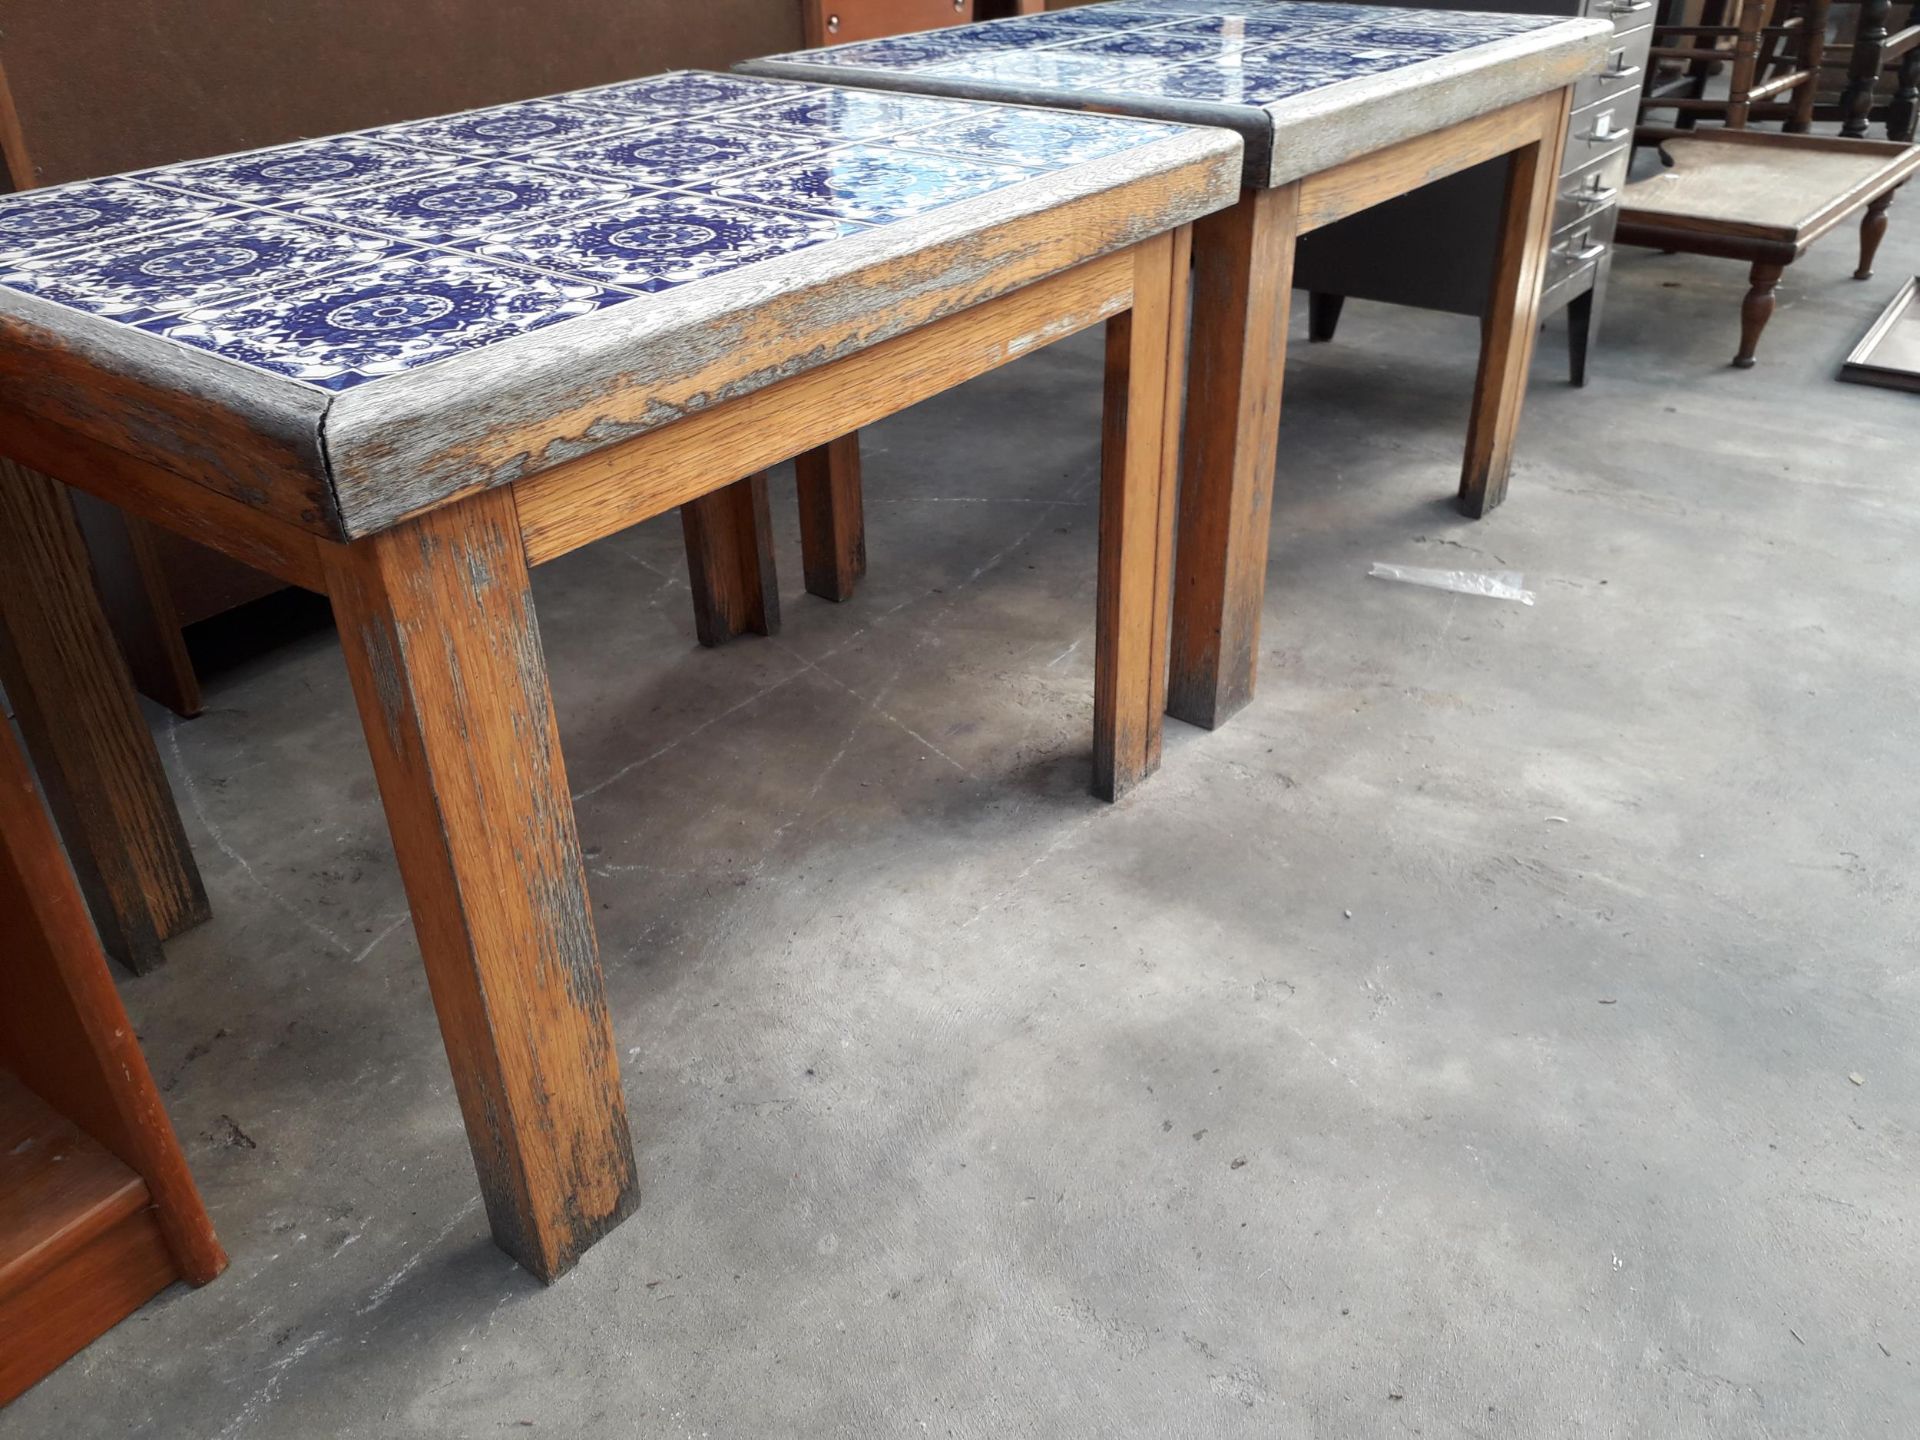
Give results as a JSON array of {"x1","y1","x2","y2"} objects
[
  {"x1": 1857, "y1": 190, "x2": 1895, "y2": 278},
  {"x1": 794, "y1": 434, "x2": 866, "y2": 603},
  {"x1": 678, "y1": 472, "x2": 779, "y2": 648},
  {"x1": 1842, "y1": 0, "x2": 1895, "y2": 137},
  {"x1": 0, "y1": 460, "x2": 209, "y2": 975},
  {"x1": 1892, "y1": 24, "x2": 1920, "y2": 141},
  {"x1": 1736, "y1": 261, "x2": 1784, "y2": 368},
  {"x1": 1306, "y1": 291, "x2": 1344, "y2": 342}
]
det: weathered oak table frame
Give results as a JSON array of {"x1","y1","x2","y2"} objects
[
  {"x1": 0, "y1": 104, "x2": 1236, "y2": 1279},
  {"x1": 744, "y1": 2, "x2": 1609, "y2": 726}
]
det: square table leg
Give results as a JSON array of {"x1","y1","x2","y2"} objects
[
  {"x1": 795, "y1": 435, "x2": 866, "y2": 603},
  {"x1": 321, "y1": 485, "x2": 639, "y2": 1283},
  {"x1": 1459, "y1": 114, "x2": 1567, "y2": 518},
  {"x1": 1166, "y1": 184, "x2": 1299, "y2": 732},
  {"x1": 0, "y1": 458, "x2": 209, "y2": 974},
  {"x1": 1095, "y1": 225, "x2": 1191, "y2": 801},
  {"x1": 678, "y1": 471, "x2": 780, "y2": 646}
]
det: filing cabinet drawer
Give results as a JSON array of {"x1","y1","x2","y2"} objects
[
  {"x1": 1552, "y1": 141, "x2": 1631, "y2": 231},
  {"x1": 1544, "y1": 207, "x2": 1619, "y2": 293},
  {"x1": 1573, "y1": 22, "x2": 1652, "y2": 109},
  {"x1": 1584, "y1": 0, "x2": 1655, "y2": 24},
  {"x1": 1563, "y1": 91, "x2": 1634, "y2": 174}
]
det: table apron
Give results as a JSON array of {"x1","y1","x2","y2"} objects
[
  {"x1": 1295, "y1": 89, "x2": 1570, "y2": 237},
  {"x1": 512, "y1": 244, "x2": 1136, "y2": 567}
]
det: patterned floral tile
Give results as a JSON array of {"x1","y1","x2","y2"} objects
[
  {"x1": 917, "y1": 50, "x2": 1168, "y2": 90},
  {"x1": 1050, "y1": 26, "x2": 1259, "y2": 62},
  {"x1": 728, "y1": 87, "x2": 996, "y2": 142},
  {"x1": 906, "y1": 109, "x2": 1179, "y2": 169},
  {"x1": 367, "y1": 98, "x2": 648, "y2": 159},
  {"x1": 698, "y1": 144, "x2": 1035, "y2": 225},
  {"x1": 527, "y1": 121, "x2": 833, "y2": 188},
  {"x1": 772, "y1": 34, "x2": 972, "y2": 69},
  {"x1": 574, "y1": 72, "x2": 801, "y2": 118},
  {"x1": 139, "y1": 249, "x2": 628, "y2": 390},
  {"x1": 138, "y1": 135, "x2": 458, "y2": 206},
  {"x1": 0, "y1": 179, "x2": 238, "y2": 266},
  {"x1": 1120, "y1": 47, "x2": 1418, "y2": 103},
  {"x1": 0, "y1": 210, "x2": 411, "y2": 323},
  {"x1": 1155, "y1": 13, "x2": 1355, "y2": 43},
  {"x1": 290, "y1": 159, "x2": 648, "y2": 245},
  {"x1": 474, "y1": 191, "x2": 866, "y2": 292}
]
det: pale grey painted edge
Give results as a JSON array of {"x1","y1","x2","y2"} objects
[
  {"x1": 0, "y1": 284, "x2": 337, "y2": 530},
  {"x1": 737, "y1": 55, "x2": 1277, "y2": 186},
  {"x1": 1260, "y1": 21, "x2": 1614, "y2": 186},
  {"x1": 320, "y1": 125, "x2": 1242, "y2": 537}
]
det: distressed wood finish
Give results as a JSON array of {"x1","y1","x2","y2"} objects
[
  {"x1": 679, "y1": 472, "x2": 781, "y2": 645},
  {"x1": 321, "y1": 488, "x2": 639, "y2": 1282},
  {"x1": 1460, "y1": 89, "x2": 1571, "y2": 518},
  {"x1": 795, "y1": 436, "x2": 867, "y2": 603},
  {"x1": 321, "y1": 134, "x2": 1237, "y2": 535},
  {"x1": 1166, "y1": 183, "x2": 1297, "y2": 732},
  {"x1": 1093, "y1": 227, "x2": 1189, "y2": 802},
  {"x1": 514, "y1": 249, "x2": 1135, "y2": 564},
  {"x1": 1294, "y1": 92, "x2": 1562, "y2": 235},
  {"x1": 0, "y1": 458, "x2": 208, "y2": 972}
]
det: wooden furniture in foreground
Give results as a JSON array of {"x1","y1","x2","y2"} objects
[
  {"x1": 1840, "y1": 271, "x2": 1920, "y2": 387},
  {"x1": 1637, "y1": 0, "x2": 1829, "y2": 138},
  {"x1": 0, "y1": 69, "x2": 1238, "y2": 1280},
  {"x1": 1617, "y1": 128, "x2": 1920, "y2": 364},
  {"x1": 744, "y1": 0, "x2": 1611, "y2": 727},
  {"x1": 1296, "y1": 0, "x2": 1653, "y2": 389},
  {"x1": 0, "y1": 718, "x2": 225, "y2": 1406}
]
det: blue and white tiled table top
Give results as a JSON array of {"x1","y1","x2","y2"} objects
[
  {"x1": 741, "y1": 0, "x2": 1612, "y2": 188},
  {"x1": 0, "y1": 71, "x2": 1217, "y2": 397}
]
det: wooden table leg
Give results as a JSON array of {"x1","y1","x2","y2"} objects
[
  {"x1": 795, "y1": 435, "x2": 866, "y2": 603},
  {"x1": 1841, "y1": 0, "x2": 1894, "y2": 139},
  {"x1": 0, "y1": 459, "x2": 208, "y2": 974},
  {"x1": 1459, "y1": 105, "x2": 1567, "y2": 518},
  {"x1": 322, "y1": 486, "x2": 639, "y2": 1282},
  {"x1": 1736, "y1": 260, "x2": 1784, "y2": 368},
  {"x1": 1095, "y1": 226, "x2": 1191, "y2": 801},
  {"x1": 1857, "y1": 190, "x2": 1895, "y2": 278},
  {"x1": 1166, "y1": 185, "x2": 1297, "y2": 731},
  {"x1": 679, "y1": 472, "x2": 780, "y2": 647}
]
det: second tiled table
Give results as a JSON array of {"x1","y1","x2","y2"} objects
[{"x1": 744, "y1": 0, "x2": 1610, "y2": 726}]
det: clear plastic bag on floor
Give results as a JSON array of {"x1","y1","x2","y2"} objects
[{"x1": 1368, "y1": 562, "x2": 1535, "y2": 606}]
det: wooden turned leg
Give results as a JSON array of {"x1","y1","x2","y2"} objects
[
  {"x1": 1841, "y1": 0, "x2": 1893, "y2": 138},
  {"x1": 1094, "y1": 226, "x2": 1191, "y2": 801},
  {"x1": 323, "y1": 487, "x2": 639, "y2": 1282},
  {"x1": 1857, "y1": 191, "x2": 1895, "y2": 279},
  {"x1": 1892, "y1": 43, "x2": 1920, "y2": 142},
  {"x1": 794, "y1": 434, "x2": 866, "y2": 602},
  {"x1": 0, "y1": 459, "x2": 208, "y2": 974},
  {"x1": 1736, "y1": 262, "x2": 1784, "y2": 368},
  {"x1": 678, "y1": 471, "x2": 779, "y2": 647},
  {"x1": 1460, "y1": 109, "x2": 1565, "y2": 518},
  {"x1": 1307, "y1": 291, "x2": 1344, "y2": 342},
  {"x1": 1165, "y1": 185, "x2": 1296, "y2": 732}
]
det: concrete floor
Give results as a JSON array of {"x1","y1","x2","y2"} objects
[{"x1": 10, "y1": 213, "x2": 1920, "y2": 1438}]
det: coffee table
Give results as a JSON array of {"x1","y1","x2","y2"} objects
[
  {"x1": 0, "y1": 70, "x2": 1238, "y2": 1279},
  {"x1": 743, "y1": 0, "x2": 1610, "y2": 726}
]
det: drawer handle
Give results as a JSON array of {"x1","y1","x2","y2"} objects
[
  {"x1": 1606, "y1": 62, "x2": 1643, "y2": 81},
  {"x1": 1609, "y1": 0, "x2": 1652, "y2": 13},
  {"x1": 1565, "y1": 184, "x2": 1619, "y2": 209},
  {"x1": 1580, "y1": 117, "x2": 1625, "y2": 142},
  {"x1": 1556, "y1": 238, "x2": 1609, "y2": 263}
]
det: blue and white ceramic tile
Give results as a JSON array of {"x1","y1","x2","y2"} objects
[
  {"x1": 573, "y1": 72, "x2": 798, "y2": 118},
  {"x1": 529, "y1": 121, "x2": 831, "y2": 188},
  {"x1": 698, "y1": 144, "x2": 1034, "y2": 225},
  {"x1": 1122, "y1": 48, "x2": 1417, "y2": 103},
  {"x1": 140, "y1": 249, "x2": 626, "y2": 390},
  {"x1": 138, "y1": 136, "x2": 458, "y2": 206},
  {"x1": 0, "y1": 179, "x2": 238, "y2": 266},
  {"x1": 291, "y1": 159, "x2": 647, "y2": 245},
  {"x1": 728, "y1": 87, "x2": 994, "y2": 142},
  {"x1": 0, "y1": 210, "x2": 410, "y2": 323},
  {"x1": 367, "y1": 98, "x2": 649, "y2": 159},
  {"x1": 918, "y1": 50, "x2": 1167, "y2": 90},
  {"x1": 906, "y1": 109, "x2": 1176, "y2": 169},
  {"x1": 1156, "y1": 13, "x2": 1354, "y2": 43},
  {"x1": 475, "y1": 192, "x2": 865, "y2": 292},
  {"x1": 1050, "y1": 27, "x2": 1257, "y2": 62},
  {"x1": 770, "y1": 35, "x2": 967, "y2": 69}
]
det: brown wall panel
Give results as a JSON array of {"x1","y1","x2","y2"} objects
[{"x1": 0, "y1": 0, "x2": 805, "y2": 185}]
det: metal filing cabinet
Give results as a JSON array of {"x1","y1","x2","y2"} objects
[{"x1": 1292, "y1": 0, "x2": 1653, "y2": 384}]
